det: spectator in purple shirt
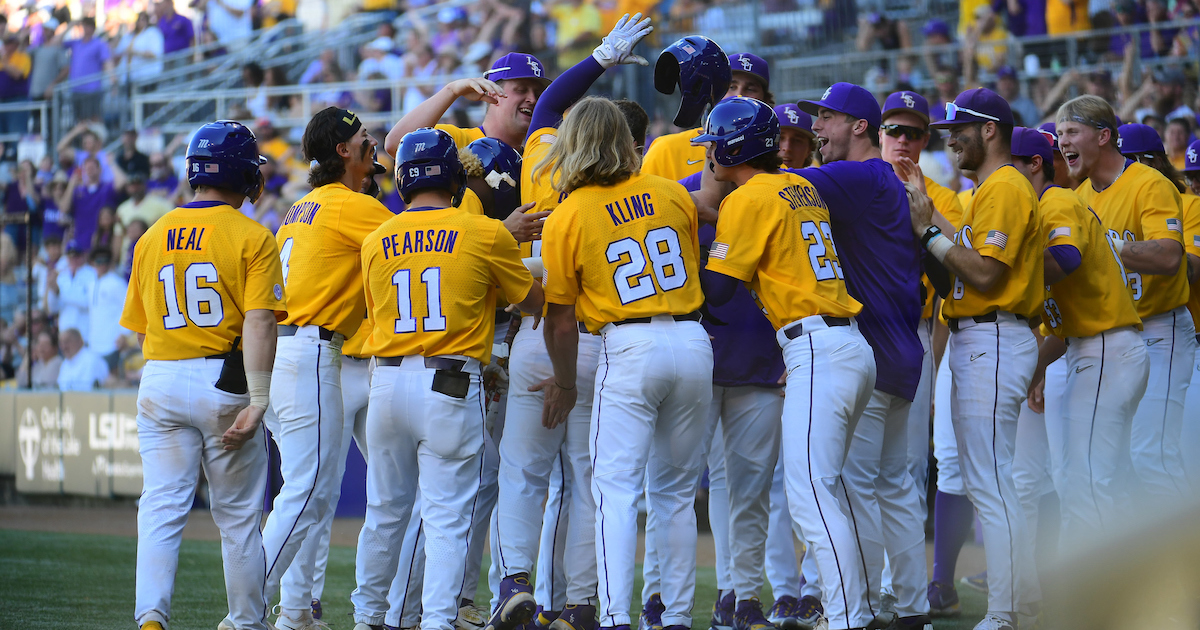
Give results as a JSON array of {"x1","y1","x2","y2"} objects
[
  {"x1": 155, "y1": 0, "x2": 195, "y2": 56},
  {"x1": 61, "y1": 156, "x2": 115, "y2": 252},
  {"x1": 60, "y1": 17, "x2": 112, "y2": 122},
  {"x1": 145, "y1": 152, "x2": 179, "y2": 200}
]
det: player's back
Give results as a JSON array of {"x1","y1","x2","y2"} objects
[
  {"x1": 361, "y1": 207, "x2": 534, "y2": 363},
  {"x1": 640, "y1": 128, "x2": 705, "y2": 181},
  {"x1": 121, "y1": 200, "x2": 287, "y2": 360},
  {"x1": 277, "y1": 182, "x2": 394, "y2": 338},
  {"x1": 543, "y1": 172, "x2": 703, "y2": 332}
]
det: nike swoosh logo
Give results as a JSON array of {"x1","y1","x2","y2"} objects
[
  {"x1": 1146, "y1": 338, "x2": 1164, "y2": 346},
  {"x1": 1075, "y1": 365, "x2": 1093, "y2": 373},
  {"x1": 687, "y1": 158, "x2": 703, "y2": 165},
  {"x1": 970, "y1": 352, "x2": 986, "y2": 361}
]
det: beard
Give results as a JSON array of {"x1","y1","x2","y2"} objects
[{"x1": 955, "y1": 132, "x2": 985, "y2": 171}]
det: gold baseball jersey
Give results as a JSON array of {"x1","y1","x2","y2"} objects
[
  {"x1": 943, "y1": 165, "x2": 1044, "y2": 320},
  {"x1": 520, "y1": 127, "x2": 568, "y2": 259},
  {"x1": 1183, "y1": 192, "x2": 1200, "y2": 325},
  {"x1": 341, "y1": 315, "x2": 372, "y2": 358},
  {"x1": 542, "y1": 172, "x2": 704, "y2": 332},
  {"x1": 120, "y1": 201, "x2": 287, "y2": 361},
  {"x1": 957, "y1": 186, "x2": 975, "y2": 215},
  {"x1": 921, "y1": 176, "x2": 965, "y2": 319},
  {"x1": 435, "y1": 124, "x2": 487, "y2": 150},
  {"x1": 361, "y1": 207, "x2": 535, "y2": 362},
  {"x1": 1038, "y1": 186, "x2": 1141, "y2": 338},
  {"x1": 277, "y1": 182, "x2": 394, "y2": 338},
  {"x1": 1076, "y1": 161, "x2": 1189, "y2": 319},
  {"x1": 706, "y1": 172, "x2": 862, "y2": 330},
  {"x1": 640, "y1": 128, "x2": 705, "y2": 181}
]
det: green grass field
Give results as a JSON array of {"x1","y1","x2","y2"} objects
[{"x1": 0, "y1": 528, "x2": 987, "y2": 629}]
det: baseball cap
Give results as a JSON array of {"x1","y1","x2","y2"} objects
[
  {"x1": 1036, "y1": 122, "x2": 1060, "y2": 152},
  {"x1": 66, "y1": 242, "x2": 84, "y2": 255},
  {"x1": 922, "y1": 18, "x2": 950, "y2": 38},
  {"x1": 799, "y1": 82, "x2": 882, "y2": 129},
  {"x1": 882, "y1": 90, "x2": 930, "y2": 125},
  {"x1": 996, "y1": 65, "x2": 1018, "y2": 80},
  {"x1": 729, "y1": 52, "x2": 770, "y2": 90},
  {"x1": 1116, "y1": 122, "x2": 1165, "y2": 155},
  {"x1": 1011, "y1": 127, "x2": 1054, "y2": 164},
  {"x1": 930, "y1": 88, "x2": 1014, "y2": 127},
  {"x1": 1183, "y1": 138, "x2": 1200, "y2": 173},
  {"x1": 484, "y1": 52, "x2": 551, "y2": 87},
  {"x1": 774, "y1": 104, "x2": 814, "y2": 136}
]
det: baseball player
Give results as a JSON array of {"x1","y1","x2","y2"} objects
[
  {"x1": 1058, "y1": 97, "x2": 1197, "y2": 502},
  {"x1": 352, "y1": 127, "x2": 543, "y2": 630},
  {"x1": 1011, "y1": 126, "x2": 1148, "y2": 542},
  {"x1": 538, "y1": 96, "x2": 714, "y2": 630},
  {"x1": 698, "y1": 96, "x2": 877, "y2": 630},
  {"x1": 123, "y1": 120, "x2": 286, "y2": 630},
  {"x1": 487, "y1": 16, "x2": 656, "y2": 630},
  {"x1": 795, "y1": 83, "x2": 929, "y2": 629},
  {"x1": 775, "y1": 104, "x2": 818, "y2": 169},
  {"x1": 261, "y1": 107, "x2": 394, "y2": 630},
  {"x1": 1177, "y1": 139, "x2": 1200, "y2": 485},
  {"x1": 912, "y1": 88, "x2": 1045, "y2": 630}
]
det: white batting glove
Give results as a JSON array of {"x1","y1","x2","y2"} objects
[{"x1": 592, "y1": 13, "x2": 654, "y2": 69}]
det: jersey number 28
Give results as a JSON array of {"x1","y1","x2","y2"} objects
[
  {"x1": 607, "y1": 227, "x2": 688, "y2": 305},
  {"x1": 159, "y1": 263, "x2": 224, "y2": 329}
]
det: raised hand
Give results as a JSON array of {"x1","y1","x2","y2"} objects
[{"x1": 592, "y1": 13, "x2": 654, "y2": 68}]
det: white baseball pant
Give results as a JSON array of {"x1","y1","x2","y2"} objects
[
  {"x1": 591, "y1": 317, "x2": 713, "y2": 628},
  {"x1": 1181, "y1": 333, "x2": 1200, "y2": 486},
  {"x1": 535, "y1": 455, "x2": 570, "y2": 612},
  {"x1": 262, "y1": 329, "x2": 346, "y2": 614},
  {"x1": 948, "y1": 313, "x2": 1039, "y2": 615},
  {"x1": 764, "y1": 456, "x2": 802, "y2": 600},
  {"x1": 1129, "y1": 306, "x2": 1197, "y2": 501},
  {"x1": 778, "y1": 316, "x2": 876, "y2": 630},
  {"x1": 286, "y1": 354, "x2": 372, "y2": 608},
  {"x1": 493, "y1": 322, "x2": 601, "y2": 604},
  {"x1": 352, "y1": 357, "x2": 487, "y2": 630},
  {"x1": 1013, "y1": 357, "x2": 1064, "y2": 549},
  {"x1": 135, "y1": 358, "x2": 271, "y2": 630},
  {"x1": 931, "y1": 351, "x2": 960, "y2": 496},
  {"x1": 841, "y1": 388, "x2": 928, "y2": 618}
]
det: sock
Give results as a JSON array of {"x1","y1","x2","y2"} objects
[{"x1": 931, "y1": 491, "x2": 976, "y2": 585}]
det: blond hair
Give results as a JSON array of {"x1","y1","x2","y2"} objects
[
  {"x1": 535, "y1": 97, "x2": 641, "y2": 195},
  {"x1": 459, "y1": 148, "x2": 484, "y2": 179},
  {"x1": 1056, "y1": 95, "x2": 1121, "y2": 150}
]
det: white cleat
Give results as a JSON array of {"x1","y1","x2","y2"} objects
[
  {"x1": 457, "y1": 604, "x2": 489, "y2": 630},
  {"x1": 276, "y1": 609, "x2": 330, "y2": 630}
]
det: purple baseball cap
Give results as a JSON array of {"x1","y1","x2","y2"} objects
[
  {"x1": 996, "y1": 65, "x2": 1018, "y2": 81},
  {"x1": 729, "y1": 52, "x2": 770, "y2": 90},
  {"x1": 1036, "y1": 122, "x2": 1060, "y2": 152},
  {"x1": 882, "y1": 90, "x2": 930, "y2": 125},
  {"x1": 1011, "y1": 127, "x2": 1054, "y2": 164},
  {"x1": 799, "y1": 82, "x2": 882, "y2": 129},
  {"x1": 774, "y1": 104, "x2": 814, "y2": 135},
  {"x1": 930, "y1": 87, "x2": 1014, "y2": 127},
  {"x1": 1183, "y1": 138, "x2": 1200, "y2": 172},
  {"x1": 1117, "y1": 123, "x2": 1165, "y2": 155},
  {"x1": 484, "y1": 52, "x2": 551, "y2": 86},
  {"x1": 922, "y1": 18, "x2": 950, "y2": 38}
]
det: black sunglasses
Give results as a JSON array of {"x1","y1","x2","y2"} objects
[{"x1": 881, "y1": 123, "x2": 928, "y2": 140}]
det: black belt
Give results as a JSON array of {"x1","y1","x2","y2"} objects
[
  {"x1": 496, "y1": 309, "x2": 512, "y2": 325},
  {"x1": 611, "y1": 311, "x2": 702, "y2": 327},
  {"x1": 376, "y1": 356, "x2": 467, "y2": 371},
  {"x1": 1195, "y1": 333, "x2": 1199, "y2": 345},
  {"x1": 345, "y1": 355, "x2": 369, "y2": 362},
  {"x1": 783, "y1": 316, "x2": 850, "y2": 340},
  {"x1": 278, "y1": 324, "x2": 337, "y2": 341},
  {"x1": 578, "y1": 322, "x2": 591, "y2": 334},
  {"x1": 947, "y1": 311, "x2": 1027, "y2": 333}
]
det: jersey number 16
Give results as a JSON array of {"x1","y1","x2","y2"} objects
[{"x1": 159, "y1": 263, "x2": 225, "y2": 329}]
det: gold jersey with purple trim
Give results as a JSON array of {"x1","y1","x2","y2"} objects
[
  {"x1": 921, "y1": 176, "x2": 965, "y2": 319},
  {"x1": 1182, "y1": 192, "x2": 1200, "y2": 326},
  {"x1": 641, "y1": 128, "x2": 705, "y2": 182}
]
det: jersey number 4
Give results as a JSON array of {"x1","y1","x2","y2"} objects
[
  {"x1": 392, "y1": 267, "x2": 447, "y2": 333},
  {"x1": 607, "y1": 227, "x2": 688, "y2": 305},
  {"x1": 159, "y1": 263, "x2": 224, "y2": 329}
]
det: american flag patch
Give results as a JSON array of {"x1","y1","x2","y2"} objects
[
  {"x1": 710, "y1": 242, "x2": 730, "y2": 260},
  {"x1": 1048, "y1": 226, "x2": 1071, "y2": 241},
  {"x1": 682, "y1": 44, "x2": 696, "y2": 54},
  {"x1": 425, "y1": 165, "x2": 442, "y2": 176},
  {"x1": 985, "y1": 230, "x2": 1008, "y2": 249},
  {"x1": 1167, "y1": 218, "x2": 1182, "y2": 233},
  {"x1": 204, "y1": 163, "x2": 219, "y2": 173}
]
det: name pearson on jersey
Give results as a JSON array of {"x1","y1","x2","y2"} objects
[
  {"x1": 380, "y1": 228, "x2": 461, "y2": 259},
  {"x1": 164, "y1": 225, "x2": 212, "y2": 253},
  {"x1": 607, "y1": 192, "x2": 655, "y2": 227},
  {"x1": 282, "y1": 200, "x2": 321, "y2": 226}
]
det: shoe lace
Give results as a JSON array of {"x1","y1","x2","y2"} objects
[{"x1": 797, "y1": 598, "x2": 820, "y2": 619}]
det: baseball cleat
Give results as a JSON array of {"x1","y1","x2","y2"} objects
[
  {"x1": 733, "y1": 598, "x2": 774, "y2": 630},
  {"x1": 864, "y1": 611, "x2": 896, "y2": 630},
  {"x1": 766, "y1": 595, "x2": 799, "y2": 630},
  {"x1": 536, "y1": 608, "x2": 562, "y2": 630},
  {"x1": 710, "y1": 591, "x2": 736, "y2": 630},
  {"x1": 311, "y1": 598, "x2": 322, "y2": 620},
  {"x1": 141, "y1": 623, "x2": 164, "y2": 630},
  {"x1": 218, "y1": 617, "x2": 234, "y2": 630},
  {"x1": 971, "y1": 613, "x2": 1014, "y2": 630},
  {"x1": 549, "y1": 604, "x2": 597, "y2": 630},
  {"x1": 639, "y1": 593, "x2": 665, "y2": 630},
  {"x1": 794, "y1": 595, "x2": 824, "y2": 630},
  {"x1": 878, "y1": 593, "x2": 897, "y2": 616},
  {"x1": 896, "y1": 615, "x2": 933, "y2": 630},
  {"x1": 354, "y1": 624, "x2": 384, "y2": 630},
  {"x1": 276, "y1": 609, "x2": 330, "y2": 630},
  {"x1": 925, "y1": 580, "x2": 961, "y2": 617},
  {"x1": 959, "y1": 571, "x2": 988, "y2": 593},
  {"x1": 458, "y1": 601, "x2": 489, "y2": 630},
  {"x1": 485, "y1": 574, "x2": 538, "y2": 630}
]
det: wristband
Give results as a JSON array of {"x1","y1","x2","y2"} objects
[
  {"x1": 927, "y1": 233, "x2": 954, "y2": 263},
  {"x1": 920, "y1": 224, "x2": 944, "y2": 249},
  {"x1": 1112, "y1": 237, "x2": 1124, "y2": 255},
  {"x1": 247, "y1": 370, "x2": 271, "y2": 410},
  {"x1": 556, "y1": 381, "x2": 575, "y2": 391}
]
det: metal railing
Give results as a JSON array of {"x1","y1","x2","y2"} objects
[
  {"x1": 0, "y1": 101, "x2": 50, "y2": 148},
  {"x1": 772, "y1": 18, "x2": 1200, "y2": 102}
]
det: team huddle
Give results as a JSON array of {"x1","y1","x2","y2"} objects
[{"x1": 120, "y1": 11, "x2": 1200, "y2": 630}]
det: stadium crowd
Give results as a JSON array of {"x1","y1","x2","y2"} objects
[{"x1": 0, "y1": 0, "x2": 1196, "y2": 393}]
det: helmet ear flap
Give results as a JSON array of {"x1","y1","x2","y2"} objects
[{"x1": 247, "y1": 169, "x2": 265, "y2": 203}]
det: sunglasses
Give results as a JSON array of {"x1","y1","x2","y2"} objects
[
  {"x1": 881, "y1": 124, "x2": 928, "y2": 140},
  {"x1": 944, "y1": 102, "x2": 999, "y2": 122}
]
